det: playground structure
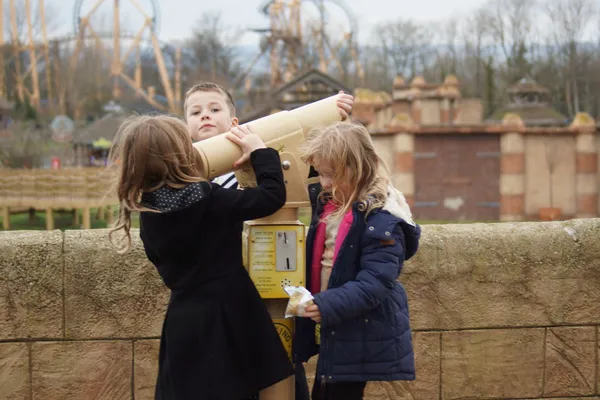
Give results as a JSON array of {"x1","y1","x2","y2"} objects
[
  {"x1": 0, "y1": 167, "x2": 117, "y2": 230},
  {"x1": 239, "y1": 0, "x2": 364, "y2": 89},
  {"x1": 3, "y1": 0, "x2": 182, "y2": 117},
  {"x1": 2, "y1": 0, "x2": 363, "y2": 117}
]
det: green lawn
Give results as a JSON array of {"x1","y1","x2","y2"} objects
[{"x1": 1, "y1": 209, "x2": 110, "y2": 231}]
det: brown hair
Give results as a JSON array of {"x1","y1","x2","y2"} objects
[
  {"x1": 107, "y1": 114, "x2": 206, "y2": 253},
  {"x1": 300, "y1": 121, "x2": 390, "y2": 220},
  {"x1": 183, "y1": 82, "x2": 236, "y2": 118}
]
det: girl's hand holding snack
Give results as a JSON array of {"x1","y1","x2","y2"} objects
[
  {"x1": 304, "y1": 303, "x2": 321, "y2": 323},
  {"x1": 284, "y1": 286, "x2": 316, "y2": 318}
]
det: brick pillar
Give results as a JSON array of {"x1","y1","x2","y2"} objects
[
  {"x1": 452, "y1": 99, "x2": 460, "y2": 123},
  {"x1": 352, "y1": 103, "x2": 375, "y2": 126},
  {"x1": 392, "y1": 131, "x2": 415, "y2": 207},
  {"x1": 410, "y1": 99, "x2": 421, "y2": 124},
  {"x1": 571, "y1": 113, "x2": 598, "y2": 218},
  {"x1": 499, "y1": 114, "x2": 525, "y2": 221},
  {"x1": 440, "y1": 98, "x2": 450, "y2": 124}
]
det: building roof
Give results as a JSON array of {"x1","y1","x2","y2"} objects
[
  {"x1": 240, "y1": 69, "x2": 352, "y2": 122},
  {"x1": 487, "y1": 105, "x2": 568, "y2": 126},
  {"x1": 73, "y1": 113, "x2": 128, "y2": 145},
  {"x1": 486, "y1": 77, "x2": 567, "y2": 126},
  {"x1": 507, "y1": 77, "x2": 550, "y2": 95},
  {"x1": 0, "y1": 96, "x2": 14, "y2": 112}
]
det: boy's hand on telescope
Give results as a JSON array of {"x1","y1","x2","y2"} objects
[
  {"x1": 337, "y1": 90, "x2": 354, "y2": 120},
  {"x1": 225, "y1": 125, "x2": 267, "y2": 168}
]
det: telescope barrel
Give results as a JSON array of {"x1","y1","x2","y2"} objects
[{"x1": 192, "y1": 94, "x2": 342, "y2": 180}]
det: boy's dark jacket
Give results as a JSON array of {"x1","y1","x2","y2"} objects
[{"x1": 293, "y1": 177, "x2": 421, "y2": 383}]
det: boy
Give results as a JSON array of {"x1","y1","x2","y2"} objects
[
  {"x1": 183, "y1": 81, "x2": 354, "y2": 400},
  {"x1": 184, "y1": 82, "x2": 241, "y2": 189},
  {"x1": 183, "y1": 82, "x2": 354, "y2": 190}
]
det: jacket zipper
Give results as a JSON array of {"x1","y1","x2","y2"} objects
[
  {"x1": 321, "y1": 330, "x2": 328, "y2": 386},
  {"x1": 319, "y1": 206, "x2": 360, "y2": 386}
]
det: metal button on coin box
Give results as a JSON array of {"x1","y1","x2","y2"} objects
[{"x1": 243, "y1": 221, "x2": 305, "y2": 299}]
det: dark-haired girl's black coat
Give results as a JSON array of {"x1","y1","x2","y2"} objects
[{"x1": 139, "y1": 148, "x2": 294, "y2": 400}]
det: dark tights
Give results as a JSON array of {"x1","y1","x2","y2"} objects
[{"x1": 311, "y1": 376, "x2": 366, "y2": 400}]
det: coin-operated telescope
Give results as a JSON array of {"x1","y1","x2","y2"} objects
[{"x1": 192, "y1": 94, "x2": 343, "y2": 399}]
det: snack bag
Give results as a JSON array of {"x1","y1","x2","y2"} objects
[{"x1": 284, "y1": 286, "x2": 314, "y2": 318}]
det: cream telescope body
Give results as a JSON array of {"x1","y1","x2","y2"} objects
[{"x1": 192, "y1": 94, "x2": 343, "y2": 181}]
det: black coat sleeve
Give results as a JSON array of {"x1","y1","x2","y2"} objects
[{"x1": 207, "y1": 148, "x2": 286, "y2": 221}]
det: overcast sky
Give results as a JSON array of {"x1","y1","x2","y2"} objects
[{"x1": 44, "y1": 0, "x2": 489, "y2": 46}]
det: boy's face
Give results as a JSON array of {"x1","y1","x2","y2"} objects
[{"x1": 185, "y1": 90, "x2": 238, "y2": 142}]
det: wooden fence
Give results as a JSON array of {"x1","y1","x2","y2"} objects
[{"x1": 0, "y1": 167, "x2": 118, "y2": 230}]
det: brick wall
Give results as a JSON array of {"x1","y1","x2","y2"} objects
[
  {"x1": 1, "y1": 220, "x2": 600, "y2": 399},
  {"x1": 412, "y1": 134, "x2": 500, "y2": 221}
]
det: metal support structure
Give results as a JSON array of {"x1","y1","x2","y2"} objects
[
  {"x1": 0, "y1": 0, "x2": 4, "y2": 98},
  {"x1": 249, "y1": 0, "x2": 364, "y2": 92},
  {"x1": 68, "y1": 0, "x2": 180, "y2": 113},
  {"x1": 4, "y1": 0, "x2": 52, "y2": 108},
  {"x1": 9, "y1": 0, "x2": 25, "y2": 102},
  {"x1": 2, "y1": 0, "x2": 181, "y2": 115},
  {"x1": 112, "y1": 0, "x2": 121, "y2": 99},
  {"x1": 40, "y1": 0, "x2": 53, "y2": 108},
  {"x1": 25, "y1": 0, "x2": 41, "y2": 108},
  {"x1": 175, "y1": 47, "x2": 181, "y2": 104}
]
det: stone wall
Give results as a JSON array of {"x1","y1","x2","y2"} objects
[{"x1": 1, "y1": 219, "x2": 600, "y2": 399}]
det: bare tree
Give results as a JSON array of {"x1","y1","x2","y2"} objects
[
  {"x1": 433, "y1": 17, "x2": 461, "y2": 77},
  {"x1": 460, "y1": 7, "x2": 492, "y2": 98},
  {"x1": 184, "y1": 12, "x2": 243, "y2": 87},
  {"x1": 544, "y1": 0, "x2": 596, "y2": 116},
  {"x1": 360, "y1": 45, "x2": 391, "y2": 91},
  {"x1": 486, "y1": 0, "x2": 536, "y2": 85},
  {"x1": 372, "y1": 18, "x2": 433, "y2": 80}
]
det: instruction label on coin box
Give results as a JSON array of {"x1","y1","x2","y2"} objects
[{"x1": 244, "y1": 223, "x2": 305, "y2": 298}]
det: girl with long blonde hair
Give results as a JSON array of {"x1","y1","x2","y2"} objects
[
  {"x1": 107, "y1": 114, "x2": 293, "y2": 400},
  {"x1": 294, "y1": 121, "x2": 421, "y2": 400}
]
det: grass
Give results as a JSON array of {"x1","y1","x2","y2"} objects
[{"x1": 1, "y1": 209, "x2": 111, "y2": 231}]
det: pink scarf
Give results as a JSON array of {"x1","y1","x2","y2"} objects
[{"x1": 309, "y1": 202, "x2": 354, "y2": 294}]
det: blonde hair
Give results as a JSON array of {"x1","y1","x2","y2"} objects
[
  {"x1": 300, "y1": 121, "x2": 390, "y2": 220},
  {"x1": 183, "y1": 82, "x2": 236, "y2": 118},
  {"x1": 107, "y1": 114, "x2": 206, "y2": 253}
]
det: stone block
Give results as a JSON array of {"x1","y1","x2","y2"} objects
[
  {"x1": 441, "y1": 328, "x2": 545, "y2": 399},
  {"x1": 64, "y1": 229, "x2": 168, "y2": 339},
  {"x1": 31, "y1": 340, "x2": 131, "y2": 400},
  {"x1": 305, "y1": 332, "x2": 440, "y2": 400},
  {"x1": 394, "y1": 152, "x2": 414, "y2": 173},
  {"x1": 0, "y1": 343, "x2": 30, "y2": 399},
  {"x1": 134, "y1": 340, "x2": 160, "y2": 400},
  {"x1": 544, "y1": 327, "x2": 596, "y2": 396},
  {"x1": 0, "y1": 231, "x2": 63, "y2": 340},
  {"x1": 366, "y1": 332, "x2": 440, "y2": 399},
  {"x1": 305, "y1": 356, "x2": 317, "y2": 391},
  {"x1": 501, "y1": 153, "x2": 525, "y2": 174},
  {"x1": 552, "y1": 398, "x2": 600, "y2": 400},
  {"x1": 403, "y1": 220, "x2": 600, "y2": 330}
]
